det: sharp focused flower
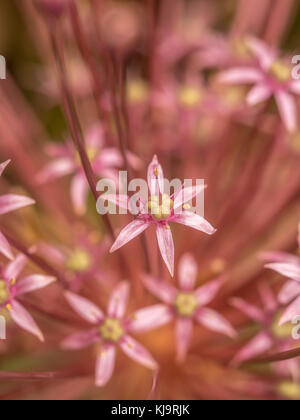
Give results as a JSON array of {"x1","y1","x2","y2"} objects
[
  {"x1": 141, "y1": 253, "x2": 236, "y2": 362},
  {"x1": 0, "y1": 160, "x2": 35, "y2": 260},
  {"x1": 0, "y1": 254, "x2": 56, "y2": 341},
  {"x1": 62, "y1": 282, "x2": 163, "y2": 387},
  {"x1": 106, "y1": 156, "x2": 216, "y2": 276},
  {"x1": 218, "y1": 37, "x2": 300, "y2": 132}
]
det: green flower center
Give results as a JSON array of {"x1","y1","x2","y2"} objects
[
  {"x1": 147, "y1": 194, "x2": 174, "y2": 221},
  {"x1": 0, "y1": 281, "x2": 9, "y2": 305},
  {"x1": 178, "y1": 86, "x2": 203, "y2": 108},
  {"x1": 270, "y1": 60, "x2": 291, "y2": 82},
  {"x1": 66, "y1": 249, "x2": 92, "y2": 273},
  {"x1": 99, "y1": 318, "x2": 124, "y2": 342},
  {"x1": 174, "y1": 292, "x2": 198, "y2": 317}
]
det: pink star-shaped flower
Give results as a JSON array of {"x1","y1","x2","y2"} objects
[
  {"x1": 62, "y1": 282, "x2": 167, "y2": 387},
  {"x1": 142, "y1": 253, "x2": 236, "y2": 362},
  {"x1": 218, "y1": 37, "x2": 300, "y2": 132},
  {"x1": 105, "y1": 155, "x2": 216, "y2": 276},
  {"x1": 0, "y1": 160, "x2": 35, "y2": 260},
  {"x1": 0, "y1": 253, "x2": 56, "y2": 341}
]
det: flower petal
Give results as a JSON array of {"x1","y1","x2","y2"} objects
[
  {"x1": 96, "y1": 148, "x2": 123, "y2": 168},
  {"x1": 195, "y1": 308, "x2": 236, "y2": 338},
  {"x1": 275, "y1": 90, "x2": 298, "y2": 133},
  {"x1": 156, "y1": 224, "x2": 174, "y2": 277},
  {"x1": 265, "y1": 262, "x2": 300, "y2": 282},
  {"x1": 0, "y1": 160, "x2": 10, "y2": 177},
  {"x1": 128, "y1": 305, "x2": 173, "y2": 333},
  {"x1": 247, "y1": 37, "x2": 276, "y2": 70},
  {"x1": 278, "y1": 280, "x2": 300, "y2": 305},
  {"x1": 120, "y1": 335, "x2": 158, "y2": 370},
  {"x1": 61, "y1": 329, "x2": 99, "y2": 350},
  {"x1": 110, "y1": 219, "x2": 151, "y2": 253},
  {"x1": 147, "y1": 155, "x2": 164, "y2": 196},
  {"x1": 258, "y1": 283, "x2": 278, "y2": 312},
  {"x1": 175, "y1": 318, "x2": 194, "y2": 363},
  {"x1": 218, "y1": 67, "x2": 263, "y2": 84},
  {"x1": 173, "y1": 183, "x2": 206, "y2": 211},
  {"x1": 65, "y1": 291, "x2": 104, "y2": 324},
  {"x1": 15, "y1": 275, "x2": 56, "y2": 296},
  {"x1": 95, "y1": 345, "x2": 116, "y2": 387},
  {"x1": 231, "y1": 331, "x2": 273, "y2": 366},
  {"x1": 230, "y1": 297, "x2": 266, "y2": 323},
  {"x1": 195, "y1": 276, "x2": 225, "y2": 306},
  {"x1": 142, "y1": 274, "x2": 177, "y2": 304},
  {"x1": 10, "y1": 300, "x2": 44, "y2": 342},
  {"x1": 261, "y1": 251, "x2": 300, "y2": 266},
  {"x1": 174, "y1": 211, "x2": 216, "y2": 235},
  {"x1": 4, "y1": 254, "x2": 27, "y2": 280},
  {"x1": 108, "y1": 282, "x2": 130, "y2": 319},
  {"x1": 37, "y1": 158, "x2": 75, "y2": 183},
  {"x1": 0, "y1": 230, "x2": 13, "y2": 260},
  {"x1": 71, "y1": 173, "x2": 89, "y2": 215},
  {"x1": 278, "y1": 295, "x2": 300, "y2": 326},
  {"x1": 178, "y1": 253, "x2": 198, "y2": 291},
  {"x1": 247, "y1": 84, "x2": 272, "y2": 106},
  {"x1": 289, "y1": 80, "x2": 300, "y2": 95},
  {"x1": 0, "y1": 194, "x2": 35, "y2": 215}
]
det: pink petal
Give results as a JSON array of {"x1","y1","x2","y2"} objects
[
  {"x1": 99, "y1": 194, "x2": 130, "y2": 211},
  {"x1": 65, "y1": 291, "x2": 104, "y2": 324},
  {"x1": 278, "y1": 280, "x2": 300, "y2": 305},
  {"x1": 261, "y1": 251, "x2": 300, "y2": 266},
  {"x1": 258, "y1": 283, "x2": 278, "y2": 312},
  {"x1": 231, "y1": 331, "x2": 273, "y2": 366},
  {"x1": 278, "y1": 295, "x2": 300, "y2": 326},
  {"x1": 86, "y1": 123, "x2": 105, "y2": 149},
  {"x1": 10, "y1": 300, "x2": 44, "y2": 342},
  {"x1": 120, "y1": 335, "x2": 158, "y2": 370},
  {"x1": 289, "y1": 80, "x2": 300, "y2": 95},
  {"x1": 265, "y1": 262, "x2": 300, "y2": 282},
  {"x1": 15, "y1": 275, "x2": 56, "y2": 296},
  {"x1": 61, "y1": 329, "x2": 99, "y2": 350},
  {"x1": 230, "y1": 297, "x2": 266, "y2": 323},
  {"x1": 0, "y1": 160, "x2": 10, "y2": 177},
  {"x1": 110, "y1": 219, "x2": 151, "y2": 253},
  {"x1": 218, "y1": 67, "x2": 263, "y2": 84},
  {"x1": 70, "y1": 173, "x2": 89, "y2": 215},
  {"x1": 275, "y1": 90, "x2": 298, "y2": 133},
  {"x1": 95, "y1": 344, "x2": 116, "y2": 387},
  {"x1": 174, "y1": 211, "x2": 216, "y2": 235},
  {"x1": 142, "y1": 274, "x2": 177, "y2": 304},
  {"x1": 247, "y1": 37, "x2": 276, "y2": 70},
  {"x1": 128, "y1": 304, "x2": 173, "y2": 333},
  {"x1": 96, "y1": 148, "x2": 123, "y2": 168},
  {"x1": 173, "y1": 184, "x2": 206, "y2": 211},
  {"x1": 4, "y1": 254, "x2": 27, "y2": 280},
  {"x1": 108, "y1": 282, "x2": 130, "y2": 319},
  {"x1": 178, "y1": 253, "x2": 198, "y2": 291},
  {"x1": 37, "y1": 158, "x2": 75, "y2": 183},
  {"x1": 195, "y1": 308, "x2": 236, "y2": 338},
  {"x1": 195, "y1": 276, "x2": 225, "y2": 306},
  {"x1": 147, "y1": 155, "x2": 164, "y2": 196},
  {"x1": 126, "y1": 151, "x2": 142, "y2": 170},
  {"x1": 175, "y1": 318, "x2": 194, "y2": 363},
  {"x1": 0, "y1": 194, "x2": 35, "y2": 215},
  {"x1": 247, "y1": 84, "x2": 272, "y2": 106},
  {"x1": 0, "y1": 230, "x2": 13, "y2": 260},
  {"x1": 156, "y1": 224, "x2": 174, "y2": 277}
]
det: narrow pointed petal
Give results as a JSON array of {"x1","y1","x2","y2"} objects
[
  {"x1": 176, "y1": 318, "x2": 194, "y2": 363},
  {"x1": 95, "y1": 345, "x2": 116, "y2": 387},
  {"x1": 128, "y1": 305, "x2": 173, "y2": 333},
  {"x1": 37, "y1": 158, "x2": 75, "y2": 183},
  {"x1": 258, "y1": 283, "x2": 278, "y2": 312},
  {"x1": 261, "y1": 251, "x2": 300, "y2": 266},
  {"x1": 247, "y1": 37, "x2": 276, "y2": 70},
  {"x1": 247, "y1": 84, "x2": 272, "y2": 106},
  {"x1": 65, "y1": 291, "x2": 104, "y2": 324},
  {"x1": 173, "y1": 184, "x2": 206, "y2": 211},
  {"x1": 142, "y1": 274, "x2": 177, "y2": 304},
  {"x1": 0, "y1": 230, "x2": 13, "y2": 260},
  {"x1": 108, "y1": 282, "x2": 130, "y2": 319},
  {"x1": 217, "y1": 68, "x2": 263, "y2": 84},
  {"x1": 15, "y1": 275, "x2": 56, "y2": 296},
  {"x1": 99, "y1": 194, "x2": 130, "y2": 211},
  {"x1": 96, "y1": 148, "x2": 123, "y2": 168},
  {"x1": 178, "y1": 253, "x2": 198, "y2": 291},
  {"x1": 61, "y1": 329, "x2": 99, "y2": 350},
  {"x1": 275, "y1": 90, "x2": 298, "y2": 133},
  {"x1": 120, "y1": 335, "x2": 158, "y2": 370},
  {"x1": 174, "y1": 211, "x2": 216, "y2": 235},
  {"x1": 156, "y1": 224, "x2": 174, "y2": 277},
  {"x1": 110, "y1": 219, "x2": 151, "y2": 253},
  {"x1": 278, "y1": 295, "x2": 300, "y2": 326},
  {"x1": 4, "y1": 254, "x2": 27, "y2": 280},
  {"x1": 0, "y1": 194, "x2": 35, "y2": 215},
  {"x1": 0, "y1": 160, "x2": 10, "y2": 177},
  {"x1": 10, "y1": 300, "x2": 44, "y2": 342},
  {"x1": 289, "y1": 80, "x2": 300, "y2": 95},
  {"x1": 195, "y1": 276, "x2": 225, "y2": 306},
  {"x1": 278, "y1": 281, "x2": 300, "y2": 305},
  {"x1": 231, "y1": 332, "x2": 273, "y2": 366},
  {"x1": 230, "y1": 297, "x2": 266, "y2": 323},
  {"x1": 265, "y1": 262, "x2": 300, "y2": 282},
  {"x1": 71, "y1": 173, "x2": 89, "y2": 215},
  {"x1": 147, "y1": 155, "x2": 164, "y2": 196},
  {"x1": 195, "y1": 308, "x2": 236, "y2": 338}
]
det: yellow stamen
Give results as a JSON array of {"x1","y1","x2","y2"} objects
[
  {"x1": 174, "y1": 293, "x2": 198, "y2": 317},
  {"x1": 127, "y1": 80, "x2": 149, "y2": 104},
  {"x1": 66, "y1": 249, "x2": 92, "y2": 273},
  {"x1": 178, "y1": 86, "x2": 203, "y2": 108},
  {"x1": 277, "y1": 381, "x2": 300, "y2": 400},
  {"x1": 270, "y1": 60, "x2": 291, "y2": 83},
  {"x1": 0, "y1": 281, "x2": 9, "y2": 305},
  {"x1": 99, "y1": 318, "x2": 124, "y2": 342},
  {"x1": 147, "y1": 195, "x2": 174, "y2": 221},
  {"x1": 6, "y1": 304, "x2": 12, "y2": 312}
]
